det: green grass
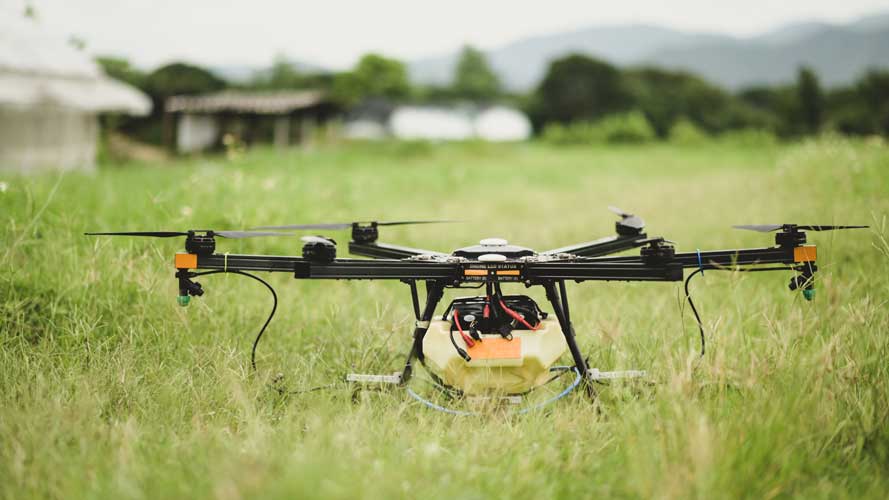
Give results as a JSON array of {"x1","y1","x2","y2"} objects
[{"x1": 2, "y1": 138, "x2": 888, "y2": 499}]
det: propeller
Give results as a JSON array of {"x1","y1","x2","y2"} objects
[
  {"x1": 608, "y1": 206, "x2": 645, "y2": 230},
  {"x1": 732, "y1": 224, "x2": 868, "y2": 233},
  {"x1": 300, "y1": 235, "x2": 336, "y2": 244},
  {"x1": 85, "y1": 230, "x2": 291, "y2": 239},
  {"x1": 253, "y1": 220, "x2": 459, "y2": 231}
]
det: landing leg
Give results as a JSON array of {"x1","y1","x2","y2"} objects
[
  {"x1": 400, "y1": 280, "x2": 445, "y2": 384},
  {"x1": 543, "y1": 280, "x2": 597, "y2": 401}
]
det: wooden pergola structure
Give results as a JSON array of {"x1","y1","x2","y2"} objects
[{"x1": 164, "y1": 90, "x2": 338, "y2": 152}]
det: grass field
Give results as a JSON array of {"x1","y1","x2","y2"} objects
[{"x1": 2, "y1": 137, "x2": 888, "y2": 499}]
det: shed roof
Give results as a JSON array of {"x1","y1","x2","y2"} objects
[
  {"x1": 0, "y1": 15, "x2": 151, "y2": 115},
  {"x1": 165, "y1": 91, "x2": 328, "y2": 114}
]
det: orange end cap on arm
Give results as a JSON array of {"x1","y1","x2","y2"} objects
[
  {"x1": 793, "y1": 245, "x2": 817, "y2": 263},
  {"x1": 175, "y1": 253, "x2": 198, "y2": 269}
]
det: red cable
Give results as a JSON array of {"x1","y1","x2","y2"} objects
[
  {"x1": 498, "y1": 299, "x2": 539, "y2": 331},
  {"x1": 453, "y1": 308, "x2": 475, "y2": 347}
]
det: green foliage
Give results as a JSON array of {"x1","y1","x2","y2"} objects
[
  {"x1": 738, "y1": 85, "x2": 796, "y2": 136},
  {"x1": 452, "y1": 45, "x2": 501, "y2": 102},
  {"x1": 796, "y1": 66, "x2": 823, "y2": 134},
  {"x1": 627, "y1": 67, "x2": 772, "y2": 137},
  {"x1": 332, "y1": 53, "x2": 411, "y2": 105},
  {"x1": 247, "y1": 55, "x2": 333, "y2": 91},
  {"x1": 715, "y1": 128, "x2": 778, "y2": 147},
  {"x1": 143, "y1": 63, "x2": 226, "y2": 103},
  {"x1": 532, "y1": 54, "x2": 633, "y2": 126},
  {"x1": 829, "y1": 70, "x2": 889, "y2": 136},
  {"x1": 542, "y1": 111, "x2": 655, "y2": 144},
  {"x1": 668, "y1": 118, "x2": 709, "y2": 144},
  {"x1": 96, "y1": 56, "x2": 146, "y2": 89}
]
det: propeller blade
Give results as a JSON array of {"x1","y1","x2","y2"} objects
[
  {"x1": 609, "y1": 206, "x2": 644, "y2": 230},
  {"x1": 86, "y1": 230, "x2": 291, "y2": 239},
  {"x1": 253, "y1": 220, "x2": 459, "y2": 230},
  {"x1": 733, "y1": 224, "x2": 868, "y2": 232},
  {"x1": 215, "y1": 231, "x2": 292, "y2": 239},
  {"x1": 85, "y1": 231, "x2": 188, "y2": 237},
  {"x1": 796, "y1": 225, "x2": 869, "y2": 231},
  {"x1": 607, "y1": 206, "x2": 632, "y2": 218},
  {"x1": 254, "y1": 223, "x2": 353, "y2": 230},
  {"x1": 732, "y1": 224, "x2": 784, "y2": 232},
  {"x1": 376, "y1": 220, "x2": 460, "y2": 226}
]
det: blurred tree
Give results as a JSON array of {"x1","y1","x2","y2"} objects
[
  {"x1": 144, "y1": 63, "x2": 225, "y2": 104},
  {"x1": 627, "y1": 67, "x2": 773, "y2": 137},
  {"x1": 738, "y1": 85, "x2": 796, "y2": 135},
  {"x1": 332, "y1": 54, "x2": 410, "y2": 105},
  {"x1": 255, "y1": 56, "x2": 303, "y2": 88},
  {"x1": 532, "y1": 54, "x2": 632, "y2": 126},
  {"x1": 24, "y1": 1, "x2": 37, "y2": 19},
  {"x1": 856, "y1": 70, "x2": 889, "y2": 135},
  {"x1": 452, "y1": 45, "x2": 501, "y2": 102},
  {"x1": 97, "y1": 56, "x2": 146, "y2": 89},
  {"x1": 248, "y1": 55, "x2": 334, "y2": 91},
  {"x1": 820, "y1": 70, "x2": 889, "y2": 136},
  {"x1": 796, "y1": 66, "x2": 823, "y2": 134},
  {"x1": 124, "y1": 63, "x2": 226, "y2": 145}
]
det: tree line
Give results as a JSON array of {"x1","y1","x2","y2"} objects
[{"x1": 99, "y1": 46, "x2": 889, "y2": 145}]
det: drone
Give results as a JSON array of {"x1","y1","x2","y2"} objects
[{"x1": 87, "y1": 209, "x2": 867, "y2": 413}]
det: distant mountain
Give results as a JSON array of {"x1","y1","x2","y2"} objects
[
  {"x1": 410, "y1": 25, "x2": 731, "y2": 91},
  {"x1": 409, "y1": 11, "x2": 889, "y2": 91},
  {"x1": 647, "y1": 25, "x2": 889, "y2": 89}
]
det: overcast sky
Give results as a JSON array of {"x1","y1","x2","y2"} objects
[{"x1": 12, "y1": 0, "x2": 889, "y2": 70}]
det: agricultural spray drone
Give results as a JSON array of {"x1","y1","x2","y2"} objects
[{"x1": 87, "y1": 210, "x2": 866, "y2": 414}]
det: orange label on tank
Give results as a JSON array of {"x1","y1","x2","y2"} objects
[{"x1": 466, "y1": 337, "x2": 522, "y2": 360}]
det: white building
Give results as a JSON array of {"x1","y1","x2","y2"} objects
[
  {"x1": 0, "y1": 16, "x2": 151, "y2": 172},
  {"x1": 389, "y1": 106, "x2": 475, "y2": 141},
  {"x1": 473, "y1": 106, "x2": 532, "y2": 142},
  {"x1": 343, "y1": 102, "x2": 532, "y2": 142}
]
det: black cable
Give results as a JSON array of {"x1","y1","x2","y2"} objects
[
  {"x1": 682, "y1": 265, "x2": 798, "y2": 358},
  {"x1": 193, "y1": 270, "x2": 344, "y2": 395},
  {"x1": 448, "y1": 319, "x2": 471, "y2": 361},
  {"x1": 684, "y1": 268, "x2": 706, "y2": 357},
  {"x1": 193, "y1": 269, "x2": 277, "y2": 371}
]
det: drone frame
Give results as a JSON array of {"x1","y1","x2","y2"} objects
[{"x1": 170, "y1": 222, "x2": 820, "y2": 400}]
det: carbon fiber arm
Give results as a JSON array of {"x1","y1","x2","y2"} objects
[
  {"x1": 347, "y1": 241, "x2": 447, "y2": 259},
  {"x1": 542, "y1": 233, "x2": 651, "y2": 257}
]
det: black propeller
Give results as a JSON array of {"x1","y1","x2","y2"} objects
[
  {"x1": 608, "y1": 206, "x2": 645, "y2": 231},
  {"x1": 253, "y1": 220, "x2": 459, "y2": 231},
  {"x1": 85, "y1": 230, "x2": 291, "y2": 239},
  {"x1": 732, "y1": 224, "x2": 868, "y2": 233}
]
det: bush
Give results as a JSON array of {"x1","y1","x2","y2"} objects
[
  {"x1": 716, "y1": 128, "x2": 778, "y2": 147},
  {"x1": 542, "y1": 111, "x2": 656, "y2": 145},
  {"x1": 668, "y1": 118, "x2": 709, "y2": 144}
]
